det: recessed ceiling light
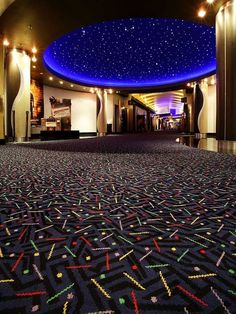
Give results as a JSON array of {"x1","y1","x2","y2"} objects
[
  {"x1": 32, "y1": 46, "x2": 37, "y2": 53},
  {"x1": 70, "y1": 84, "x2": 74, "y2": 87},
  {"x1": 3, "y1": 39, "x2": 10, "y2": 46},
  {"x1": 32, "y1": 55, "x2": 37, "y2": 62},
  {"x1": 32, "y1": 65, "x2": 36, "y2": 68},
  {"x1": 206, "y1": 0, "x2": 214, "y2": 4},
  {"x1": 40, "y1": 72, "x2": 43, "y2": 75},
  {"x1": 49, "y1": 76, "x2": 53, "y2": 80},
  {"x1": 59, "y1": 81, "x2": 63, "y2": 84},
  {"x1": 198, "y1": 8, "x2": 206, "y2": 18}
]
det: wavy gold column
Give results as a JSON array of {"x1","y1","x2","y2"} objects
[
  {"x1": 0, "y1": 45, "x2": 5, "y2": 143},
  {"x1": 198, "y1": 81, "x2": 209, "y2": 135},
  {"x1": 96, "y1": 89, "x2": 107, "y2": 136},
  {"x1": 10, "y1": 50, "x2": 31, "y2": 141}
]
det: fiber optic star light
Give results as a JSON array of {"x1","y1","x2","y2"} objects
[{"x1": 44, "y1": 18, "x2": 216, "y2": 88}]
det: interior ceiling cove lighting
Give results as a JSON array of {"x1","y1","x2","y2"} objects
[{"x1": 44, "y1": 18, "x2": 216, "y2": 89}]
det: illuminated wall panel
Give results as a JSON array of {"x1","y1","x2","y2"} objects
[{"x1": 44, "y1": 86, "x2": 97, "y2": 132}]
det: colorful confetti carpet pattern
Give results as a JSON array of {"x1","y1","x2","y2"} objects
[{"x1": 0, "y1": 134, "x2": 235, "y2": 314}]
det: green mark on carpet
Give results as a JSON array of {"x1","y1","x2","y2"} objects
[
  {"x1": 119, "y1": 298, "x2": 125, "y2": 304},
  {"x1": 47, "y1": 283, "x2": 75, "y2": 303},
  {"x1": 64, "y1": 246, "x2": 76, "y2": 257},
  {"x1": 30, "y1": 240, "x2": 39, "y2": 251},
  {"x1": 118, "y1": 236, "x2": 133, "y2": 245}
]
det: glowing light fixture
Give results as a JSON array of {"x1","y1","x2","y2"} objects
[
  {"x1": 198, "y1": 8, "x2": 207, "y2": 18},
  {"x1": 207, "y1": 0, "x2": 214, "y2": 4},
  {"x1": 59, "y1": 80, "x2": 63, "y2": 85},
  {"x1": 3, "y1": 38, "x2": 9, "y2": 46},
  {"x1": 32, "y1": 55, "x2": 37, "y2": 62},
  {"x1": 70, "y1": 84, "x2": 74, "y2": 87},
  {"x1": 32, "y1": 46, "x2": 37, "y2": 53},
  {"x1": 49, "y1": 76, "x2": 53, "y2": 81}
]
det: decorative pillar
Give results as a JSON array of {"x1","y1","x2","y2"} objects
[
  {"x1": 5, "y1": 49, "x2": 31, "y2": 142},
  {"x1": 96, "y1": 89, "x2": 107, "y2": 136},
  {"x1": 193, "y1": 83, "x2": 204, "y2": 134},
  {"x1": 184, "y1": 89, "x2": 194, "y2": 133},
  {"x1": 198, "y1": 80, "x2": 209, "y2": 135},
  {"x1": 216, "y1": 0, "x2": 236, "y2": 140},
  {"x1": 0, "y1": 45, "x2": 5, "y2": 144},
  {"x1": 193, "y1": 80, "x2": 217, "y2": 136}
]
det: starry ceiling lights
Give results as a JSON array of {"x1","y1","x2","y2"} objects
[{"x1": 44, "y1": 18, "x2": 216, "y2": 89}]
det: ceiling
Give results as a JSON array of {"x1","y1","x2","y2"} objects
[
  {"x1": 0, "y1": 0, "x2": 15, "y2": 16},
  {"x1": 132, "y1": 90, "x2": 185, "y2": 112},
  {"x1": 0, "y1": 0, "x2": 227, "y2": 96},
  {"x1": 43, "y1": 18, "x2": 216, "y2": 89}
]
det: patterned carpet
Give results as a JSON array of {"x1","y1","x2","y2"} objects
[{"x1": 0, "y1": 133, "x2": 235, "y2": 314}]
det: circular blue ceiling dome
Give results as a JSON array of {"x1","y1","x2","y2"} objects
[{"x1": 44, "y1": 18, "x2": 216, "y2": 89}]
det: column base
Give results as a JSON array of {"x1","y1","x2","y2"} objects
[
  {"x1": 14, "y1": 137, "x2": 30, "y2": 142},
  {"x1": 97, "y1": 132, "x2": 107, "y2": 137},
  {"x1": 0, "y1": 138, "x2": 6, "y2": 145},
  {"x1": 195, "y1": 133, "x2": 207, "y2": 139}
]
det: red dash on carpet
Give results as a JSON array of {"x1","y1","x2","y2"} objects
[
  {"x1": 65, "y1": 265, "x2": 93, "y2": 269},
  {"x1": 176, "y1": 284, "x2": 208, "y2": 307},
  {"x1": 103, "y1": 217, "x2": 112, "y2": 223},
  {"x1": 46, "y1": 238, "x2": 66, "y2": 241},
  {"x1": 131, "y1": 290, "x2": 139, "y2": 314},
  {"x1": 16, "y1": 291, "x2": 47, "y2": 297},
  {"x1": 106, "y1": 252, "x2": 110, "y2": 271},
  {"x1": 80, "y1": 236, "x2": 93, "y2": 247},
  {"x1": 153, "y1": 239, "x2": 161, "y2": 253},
  {"x1": 18, "y1": 227, "x2": 28, "y2": 241},
  {"x1": 11, "y1": 252, "x2": 24, "y2": 272}
]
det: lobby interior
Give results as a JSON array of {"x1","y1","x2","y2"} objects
[{"x1": 0, "y1": 0, "x2": 235, "y2": 313}]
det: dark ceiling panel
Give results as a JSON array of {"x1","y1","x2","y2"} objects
[{"x1": 0, "y1": 0, "x2": 227, "y2": 91}]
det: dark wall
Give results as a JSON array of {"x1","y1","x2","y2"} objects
[
  {"x1": 6, "y1": 52, "x2": 20, "y2": 138},
  {"x1": 216, "y1": 1, "x2": 236, "y2": 140}
]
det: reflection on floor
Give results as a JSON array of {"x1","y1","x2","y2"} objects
[{"x1": 178, "y1": 136, "x2": 236, "y2": 155}]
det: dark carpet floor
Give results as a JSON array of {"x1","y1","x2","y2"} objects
[{"x1": 0, "y1": 133, "x2": 235, "y2": 314}]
